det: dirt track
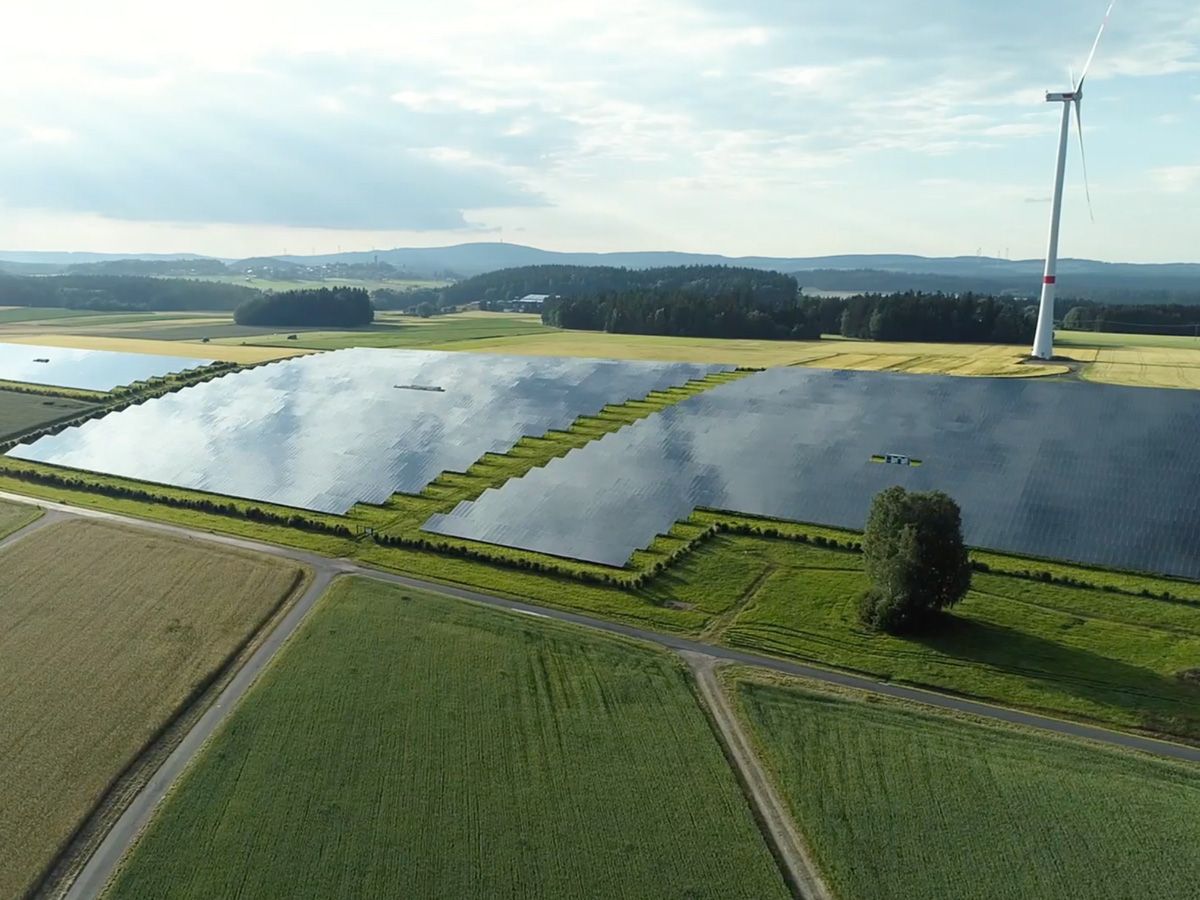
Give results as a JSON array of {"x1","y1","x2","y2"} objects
[{"x1": 683, "y1": 651, "x2": 832, "y2": 900}]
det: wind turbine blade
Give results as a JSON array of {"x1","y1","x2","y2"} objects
[
  {"x1": 1074, "y1": 99, "x2": 1095, "y2": 222},
  {"x1": 1078, "y1": 0, "x2": 1116, "y2": 89}
]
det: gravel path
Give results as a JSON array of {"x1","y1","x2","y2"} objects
[{"x1": 683, "y1": 651, "x2": 832, "y2": 900}]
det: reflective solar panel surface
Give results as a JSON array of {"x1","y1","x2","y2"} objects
[
  {"x1": 425, "y1": 367, "x2": 1200, "y2": 578},
  {"x1": 0, "y1": 342, "x2": 213, "y2": 391},
  {"x1": 8, "y1": 348, "x2": 731, "y2": 514}
]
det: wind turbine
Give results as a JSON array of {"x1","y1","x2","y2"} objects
[{"x1": 1030, "y1": 1, "x2": 1115, "y2": 360}]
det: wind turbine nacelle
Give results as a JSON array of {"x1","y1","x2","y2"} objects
[{"x1": 1046, "y1": 90, "x2": 1080, "y2": 102}]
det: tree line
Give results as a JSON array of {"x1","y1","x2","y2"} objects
[
  {"x1": 0, "y1": 273, "x2": 258, "y2": 311},
  {"x1": 234, "y1": 287, "x2": 373, "y2": 327},
  {"x1": 533, "y1": 273, "x2": 1038, "y2": 344},
  {"x1": 838, "y1": 292, "x2": 1037, "y2": 343},
  {"x1": 1063, "y1": 302, "x2": 1200, "y2": 336},
  {"x1": 543, "y1": 280, "x2": 823, "y2": 340}
]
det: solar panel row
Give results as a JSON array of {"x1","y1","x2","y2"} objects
[
  {"x1": 0, "y1": 342, "x2": 214, "y2": 392},
  {"x1": 7, "y1": 348, "x2": 731, "y2": 514},
  {"x1": 424, "y1": 367, "x2": 1200, "y2": 579}
]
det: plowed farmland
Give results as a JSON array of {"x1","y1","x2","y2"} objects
[
  {"x1": 0, "y1": 519, "x2": 306, "y2": 899},
  {"x1": 735, "y1": 676, "x2": 1200, "y2": 900},
  {"x1": 106, "y1": 578, "x2": 788, "y2": 900}
]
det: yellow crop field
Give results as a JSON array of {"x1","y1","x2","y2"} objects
[
  {"x1": 452, "y1": 331, "x2": 1069, "y2": 378},
  {"x1": 432, "y1": 329, "x2": 829, "y2": 366},
  {"x1": 0, "y1": 519, "x2": 307, "y2": 898},
  {"x1": 1083, "y1": 361, "x2": 1200, "y2": 390},
  {"x1": 0, "y1": 333, "x2": 304, "y2": 363}
]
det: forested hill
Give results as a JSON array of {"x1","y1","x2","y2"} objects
[
  {"x1": 436, "y1": 264, "x2": 799, "y2": 308},
  {"x1": 0, "y1": 273, "x2": 257, "y2": 311}
]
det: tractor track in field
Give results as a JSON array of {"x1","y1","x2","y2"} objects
[{"x1": 1, "y1": 490, "x2": 1198, "y2": 898}]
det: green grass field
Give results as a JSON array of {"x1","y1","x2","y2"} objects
[
  {"x1": 711, "y1": 533, "x2": 1200, "y2": 740},
  {"x1": 0, "y1": 497, "x2": 41, "y2": 538},
  {"x1": 0, "y1": 520, "x2": 306, "y2": 899},
  {"x1": 734, "y1": 675, "x2": 1200, "y2": 900},
  {"x1": 0, "y1": 388, "x2": 95, "y2": 438},
  {"x1": 106, "y1": 578, "x2": 787, "y2": 899},
  {"x1": 1057, "y1": 329, "x2": 1200, "y2": 350},
  {"x1": 0, "y1": 307, "x2": 121, "y2": 324}
]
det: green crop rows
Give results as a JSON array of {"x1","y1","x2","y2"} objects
[
  {"x1": 106, "y1": 579, "x2": 788, "y2": 899},
  {"x1": 735, "y1": 675, "x2": 1200, "y2": 900}
]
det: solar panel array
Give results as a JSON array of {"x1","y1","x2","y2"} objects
[
  {"x1": 0, "y1": 342, "x2": 214, "y2": 391},
  {"x1": 425, "y1": 367, "x2": 1200, "y2": 579},
  {"x1": 7, "y1": 348, "x2": 731, "y2": 514}
]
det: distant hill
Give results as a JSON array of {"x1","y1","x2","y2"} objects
[
  {"x1": 276, "y1": 244, "x2": 1200, "y2": 302},
  {"x1": 2, "y1": 243, "x2": 1198, "y2": 302},
  {"x1": 278, "y1": 242, "x2": 1200, "y2": 278}
]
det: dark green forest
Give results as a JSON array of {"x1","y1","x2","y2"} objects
[
  {"x1": 539, "y1": 267, "x2": 819, "y2": 340},
  {"x1": 234, "y1": 287, "x2": 373, "y2": 327},
  {"x1": 0, "y1": 273, "x2": 257, "y2": 311},
  {"x1": 1063, "y1": 302, "x2": 1200, "y2": 335},
  {"x1": 838, "y1": 292, "x2": 1037, "y2": 343},
  {"x1": 794, "y1": 268, "x2": 1200, "y2": 304}
]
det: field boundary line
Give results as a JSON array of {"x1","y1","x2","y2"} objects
[
  {"x1": 682, "y1": 651, "x2": 833, "y2": 900},
  {"x1": 0, "y1": 505, "x2": 58, "y2": 548},
  {"x1": 40, "y1": 560, "x2": 321, "y2": 900},
  {"x1": 700, "y1": 564, "x2": 776, "y2": 642}
]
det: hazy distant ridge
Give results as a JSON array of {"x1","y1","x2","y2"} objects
[{"x1": 1, "y1": 243, "x2": 1197, "y2": 300}]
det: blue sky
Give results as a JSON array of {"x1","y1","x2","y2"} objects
[{"x1": 0, "y1": 0, "x2": 1196, "y2": 261}]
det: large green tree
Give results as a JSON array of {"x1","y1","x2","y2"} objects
[{"x1": 860, "y1": 486, "x2": 971, "y2": 634}]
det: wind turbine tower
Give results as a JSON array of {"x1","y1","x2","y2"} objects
[{"x1": 1030, "y1": 1, "x2": 1115, "y2": 360}]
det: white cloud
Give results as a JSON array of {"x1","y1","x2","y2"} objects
[
  {"x1": 21, "y1": 125, "x2": 76, "y2": 144},
  {"x1": 0, "y1": 0, "x2": 1196, "y2": 261},
  {"x1": 1151, "y1": 164, "x2": 1200, "y2": 193}
]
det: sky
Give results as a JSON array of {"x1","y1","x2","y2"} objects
[{"x1": 0, "y1": 0, "x2": 1197, "y2": 262}]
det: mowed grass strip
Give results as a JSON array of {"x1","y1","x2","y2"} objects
[
  {"x1": 0, "y1": 496, "x2": 41, "y2": 538},
  {"x1": 106, "y1": 578, "x2": 789, "y2": 900},
  {"x1": 0, "y1": 520, "x2": 307, "y2": 899},
  {"x1": 734, "y1": 675, "x2": 1200, "y2": 900},
  {"x1": 0, "y1": 387, "x2": 95, "y2": 438}
]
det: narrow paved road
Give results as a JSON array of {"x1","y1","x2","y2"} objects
[
  {"x1": 1, "y1": 489, "x2": 1198, "y2": 897},
  {"x1": 683, "y1": 652, "x2": 832, "y2": 900}
]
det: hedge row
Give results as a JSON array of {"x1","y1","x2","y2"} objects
[
  {"x1": 0, "y1": 380, "x2": 105, "y2": 402},
  {"x1": 714, "y1": 519, "x2": 863, "y2": 551},
  {"x1": 971, "y1": 559, "x2": 1191, "y2": 604},
  {"x1": 370, "y1": 530, "x2": 639, "y2": 587},
  {"x1": 0, "y1": 464, "x2": 353, "y2": 537}
]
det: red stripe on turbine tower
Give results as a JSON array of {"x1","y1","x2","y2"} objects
[{"x1": 1044, "y1": 276, "x2": 1057, "y2": 284}]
